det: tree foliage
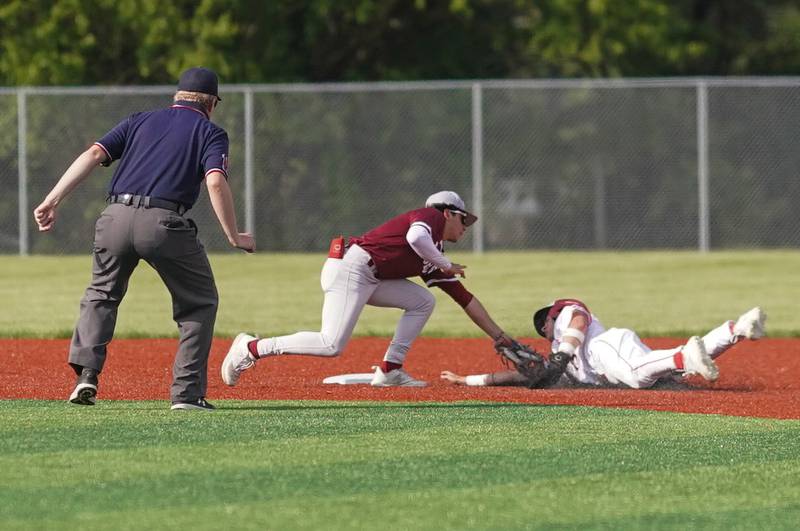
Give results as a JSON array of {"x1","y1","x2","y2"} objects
[{"x1": 1, "y1": 0, "x2": 799, "y2": 86}]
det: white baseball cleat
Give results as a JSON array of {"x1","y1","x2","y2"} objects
[
  {"x1": 221, "y1": 333, "x2": 258, "y2": 386},
  {"x1": 370, "y1": 366, "x2": 427, "y2": 387},
  {"x1": 682, "y1": 336, "x2": 719, "y2": 381},
  {"x1": 733, "y1": 307, "x2": 767, "y2": 340}
]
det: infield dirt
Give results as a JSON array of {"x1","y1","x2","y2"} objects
[{"x1": 3, "y1": 337, "x2": 798, "y2": 419}]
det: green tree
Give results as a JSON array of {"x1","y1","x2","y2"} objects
[{"x1": 3, "y1": 0, "x2": 800, "y2": 86}]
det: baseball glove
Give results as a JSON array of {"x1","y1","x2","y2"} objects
[{"x1": 496, "y1": 340, "x2": 573, "y2": 389}]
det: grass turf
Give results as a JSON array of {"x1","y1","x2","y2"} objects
[
  {"x1": 1, "y1": 400, "x2": 799, "y2": 530},
  {"x1": 0, "y1": 250, "x2": 796, "y2": 338}
]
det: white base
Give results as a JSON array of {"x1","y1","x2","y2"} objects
[{"x1": 322, "y1": 373, "x2": 375, "y2": 385}]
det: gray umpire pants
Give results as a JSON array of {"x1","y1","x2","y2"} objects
[{"x1": 68, "y1": 203, "x2": 218, "y2": 403}]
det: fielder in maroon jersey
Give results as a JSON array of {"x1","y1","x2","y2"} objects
[{"x1": 221, "y1": 191, "x2": 517, "y2": 387}]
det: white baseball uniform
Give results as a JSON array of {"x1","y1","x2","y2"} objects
[{"x1": 552, "y1": 303, "x2": 739, "y2": 388}]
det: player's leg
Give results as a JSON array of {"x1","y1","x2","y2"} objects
[
  {"x1": 702, "y1": 307, "x2": 767, "y2": 359},
  {"x1": 590, "y1": 329, "x2": 717, "y2": 388},
  {"x1": 366, "y1": 278, "x2": 435, "y2": 386},
  {"x1": 589, "y1": 329, "x2": 674, "y2": 388},
  {"x1": 701, "y1": 321, "x2": 737, "y2": 359},
  {"x1": 651, "y1": 335, "x2": 719, "y2": 382},
  {"x1": 68, "y1": 205, "x2": 139, "y2": 405},
  {"x1": 258, "y1": 256, "x2": 378, "y2": 356},
  {"x1": 221, "y1": 247, "x2": 381, "y2": 386}
]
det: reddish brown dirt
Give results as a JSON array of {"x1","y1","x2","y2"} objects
[{"x1": 3, "y1": 338, "x2": 799, "y2": 419}]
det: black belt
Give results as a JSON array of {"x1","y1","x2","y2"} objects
[{"x1": 107, "y1": 194, "x2": 188, "y2": 215}]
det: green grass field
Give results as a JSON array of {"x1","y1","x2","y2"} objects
[
  {"x1": 0, "y1": 250, "x2": 795, "y2": 338},
  {"x1": 2, "y1": 400, "x2": 799, "y2": 530},
  {"x1": 2, "y1": 251, "x2": 798, "y2": 530}
]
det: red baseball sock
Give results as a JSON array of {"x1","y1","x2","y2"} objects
[
  {"x1": 673, "y1": 352, "x2": 684, "y2": 370},
  {"x1": 247, "y1": 340, "x2": 260, "y2": 359},
  {"x1": 381, "y1": 361, "x2": 402, "y2": 373}
]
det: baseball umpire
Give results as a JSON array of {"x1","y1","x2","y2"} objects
[{"x1": 33, "y1": 67, "x2": 255, "y2": 410}]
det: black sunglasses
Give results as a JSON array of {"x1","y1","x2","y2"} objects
[{"x1": 448, "y1": 209, "x2": 467, "y2": 226}]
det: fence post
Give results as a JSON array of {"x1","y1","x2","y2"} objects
[
  {"x1": 244, "y1": 88, "x2": 255, "y2": 235},
  {"x1": 17, "y1": 88, "x2": 29, "y2": 256},
  {"x1": 697, "y1": 81, "x2": 710, "y2": 252},
  {"x1": 471, "y1": 83, "x2": 484, "y2": 254},
  {"x1": 593, "y1": 160, "x2": 606, "y2": 249}
]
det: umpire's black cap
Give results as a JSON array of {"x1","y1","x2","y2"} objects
[{"x1": 178, "y1": 67, "x2": 221, "y2": 101}]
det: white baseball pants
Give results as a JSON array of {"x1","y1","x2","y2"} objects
[
  {"x1": 257, "y1": 244, "x2": 435, "y2": 364},
  {"x1": 588, "y1": 321, "x2": 736, "y2": 389}
]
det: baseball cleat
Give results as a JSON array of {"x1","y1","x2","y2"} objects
[
  {"x1": 733, "y1": 307, "x2": 767, "y2": 340},
  {"x1": 69, "y1": 383, "x2": 97, "y2": 405},
  {"x1": 370, "y1": 366, "x2": 427, "y2": 387},
  {"x1": 68, "y1": 367, "x2": 98, "y2": 405},
  {"x1": 170, "y1": 397, "x2": 216, "y2": 411},
  {"x1": 221, "y1": 332, "x2": 258, "y2": 386},
  {"x1": 681, "y1": 336, "x2": 719, "y2": 381}
]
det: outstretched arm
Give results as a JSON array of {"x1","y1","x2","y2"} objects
[
  {"x1": 33, "y1": 144, "x2": 108, "y2": 231},
  {"x1": 206, "y1": 171, "x2": 255, "y2": 252},
  {"x1": 440, "y1": 369, "x2": 528, "y2": 386},
  {"x1": 462, "y1": 296, "x2": 515, "y2": 347}
]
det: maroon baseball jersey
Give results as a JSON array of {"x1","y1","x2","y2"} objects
[{"x1": 349, "y1": 207, "x2": 474, "y2": 307}]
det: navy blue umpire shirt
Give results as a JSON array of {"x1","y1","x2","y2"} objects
[{"x1": 94, "y1": 100, "x2": 229, "y2": 208}]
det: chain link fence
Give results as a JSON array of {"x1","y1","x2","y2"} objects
[{"x1": 2, "y1": 78, "x2": 799, "y2": 255}]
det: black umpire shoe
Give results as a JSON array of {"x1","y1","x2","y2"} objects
[
  {"x1": 69, "y1": 367, "x2": 99, "y2": 405},
  {"x1": 170, "y1": 398, "x2": 216, "y2": 411}
]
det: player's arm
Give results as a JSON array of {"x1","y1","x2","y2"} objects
[
  {"x1": 406, "y1": 223, "x2": 465, "y2": 277},
  {"x1": 557, "y1": 312, "x2": 589, "y2": 357},
  {"x1": 422, "y1": 269, "x2": 514, "y2": 347},
  {"x1": 206, "y1": 171, "x2": 255, "y2": 252},
  {"x1": 462, "y1": 296, "x2": 516, "y2": 347},
  {"x1": 33, "y1": 144, "x2": 108, "y2": 231},
  {"x1": 440, "y1": 369, "x2": 528, "y2": 386}
]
